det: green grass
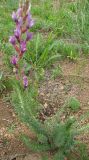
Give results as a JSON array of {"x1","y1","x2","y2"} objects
[
  {"x1": 0, "y1": 0, "x2": 18, "y2": 41},
  {"x1": 30, "y1": 0, "x2": 89, "y2": 57}
]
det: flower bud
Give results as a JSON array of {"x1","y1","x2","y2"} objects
[
  {"x1": 23, "y1": 75, "x2": 28, "y2": 88},
  {"x1": 26, "y1": 32, "x2": 33, "y2": 41},
  {"x1": 16, "y1": 8, "x2": 22, "y2": 17},
  {"x1": 12, "y1": 12, "x2": 18, "y2": 22},
  {"x1": 27, "y1": 13, "x2": 34, "y2": 28},
  {"x1": 9, "y1": 36, "x2": 16, "y2": 45},
  {"x1": 14, "y1": 26, "x2": 21, "y2": 39},
  {"x1": 20, "y1": 40, "x2": 27, "y2": 53},
  {"x1": 11, "y1": 55, "x2": 18, "y2": 65}
]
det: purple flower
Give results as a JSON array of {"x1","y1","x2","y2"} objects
[
  {"x1": 11, "y1": 55, "x2": 18, "y2": 65},
  {"x1": 23, "y1": 76, "x2": 28, "y2": 88},
  {"x1": 12, "y1": 12, "x2": 18, "y2": 22},
  {"x1": 26, "y1": 32, "x2": 33, "y2": 41},
  {"x1": 20, "y1": 41, "x2": 27, "y2": 53},
  {"x1": 27, "y1": 12, "x2": 32, "y2": 20},
  {"x1": 27, "y1": 19, "x2": 34, "y2": 28},
  {"x1": 27, "y1": 13, "x2": 34, "y2": 28},
  {"x1": 16, "y1": 8, "x2": 22, "y2": 17},
  {"x1": 14, "y1": 26, "x2": 21, "y2": 39},
  {"x1": 9, "y1": 36, "x2": 16, "y2": 45},
  {"x1": 18, "y1": 17, "x2": 23, "y2": 27}
]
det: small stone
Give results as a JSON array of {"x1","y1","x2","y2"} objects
[
  {"x1": 60, "y1": 85, "x2": 64, "y2": 90},
  {"x1": 40, "y1": 92, "x2": 45, "y2": 96},
  {"x1": 12, "y1": 113, "x2": 16, "y2": 117},
  {"x1": 44, "y1": 103, "x2": 48, "y2": 108}
]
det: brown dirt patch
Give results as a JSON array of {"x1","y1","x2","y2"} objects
[
  {"x1": 0, "y1": 99, "x2": 36, "y2": 160},
  {"x1": 38, "y1": 58, "x2": 89, "y2": 150}
]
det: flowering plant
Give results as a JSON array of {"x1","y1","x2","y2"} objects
[{"x1": 9, "y1": 0, "x2": 34, "y2": 88}]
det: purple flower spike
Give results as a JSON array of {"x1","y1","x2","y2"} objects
[
  {"x1": 14, "y1": 27, "x2": 21, "y2": 39},
  {"x1": 11, "y1": 55, "x2": 18, "y2": 65},
  {"x1": 9, "y1": 36, "x2": 16, "y2": 45},
  {"x1": 12, "y1": 12, "x2": 18, "y2": 22},
  {"x1": 10, "y1": 2, "x2": 34, "y2": 86},
  {"x1": 23, "y1": 76, "x2": 28, "y2": 88},
  {"x1": 20, "y1": 41, "x2": 27, "y2": 53},
  {"x1": 26, "y1": 32, "x2": 33, "y2": 41}
]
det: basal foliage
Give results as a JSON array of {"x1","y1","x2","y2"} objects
[{"x1": 11, "y1": 82, "x2": 89, "y2": 160}]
